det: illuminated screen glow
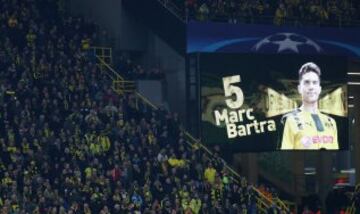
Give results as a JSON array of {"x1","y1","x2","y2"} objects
[{"x1": 200, "y1": 53, "x2": 348, "y2": 152}]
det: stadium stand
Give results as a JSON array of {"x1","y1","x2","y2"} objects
[
  {"x1": 168, "y1": 0, "x2": 360, "y2": 26},
  {"x1": 0, "y1": 0, "x2": 290, "y2": 213},
  {"x1": 2, "y1": 0, "x2": 359, "y2": 213},
  {"x1": 117, "y1": 53, "x2": 165, "y2": 80}
]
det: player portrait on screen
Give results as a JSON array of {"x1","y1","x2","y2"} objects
[{"x1": 280, "y1": 62, "x2": 339, "y2": 150}]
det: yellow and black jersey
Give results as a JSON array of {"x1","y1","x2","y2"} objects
[{"x1": 280, "y1": 108, "x2": 338, "y2": 150}]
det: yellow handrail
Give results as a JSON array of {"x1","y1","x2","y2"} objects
[
  {"x1": 94, "y1": 50, "x2": 291, "y2": 213},
  {"x1": 181, "y1": 127, "x2": 289, "y2": 212},
  {"x1": 96, "y1": 57, "x2": 124, "y2": 81},
  {"x1": 91, "y1": 46, "x2": 112, "y2": 64},
  {"x1": 346, "y1": 184, "x2": 360, "y2": 214},
  {"x1": 135, "y1": 92, "x2": 158, "y2": 110}
]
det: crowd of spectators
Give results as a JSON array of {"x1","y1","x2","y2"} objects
[
  {"x1": 0, "y1": 0, "x2": 279, "y2": 213},
  {"x1": 169, "y1": 0, "x2": 360, "y2": 26},
  {"x1": 117, "y1": 54, "x2": 165, "y2": 80}
]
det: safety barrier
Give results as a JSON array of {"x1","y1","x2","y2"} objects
[
  {"x1": 94, "y1": 48, "x2": 291, "y2": 213},
  {"x1": 346, "y1": 183, "x2": 360, "y2": 214}
]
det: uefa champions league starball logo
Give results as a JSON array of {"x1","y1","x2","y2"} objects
[{"x1": 252, "y1": 32, "x2": 322, "y2": 54}]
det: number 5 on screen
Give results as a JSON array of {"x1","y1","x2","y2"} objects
[{"x1": 222, "y1": 75, "x2": 244, "y2": 109}]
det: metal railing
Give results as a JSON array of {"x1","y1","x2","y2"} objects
[
  {"x1": 346, "y1": 202, "x2": 356, "y2": 214},
  {"x1": 157, "y1": 0, "x2": 186, "y2": 23},
  {"x1": 95, "y1": 56, "x2": 135, "y2": 94},
  {"x1": 94, "y1": 50, "x2": 291, "y2": 213},
  {"x1": 91, "y1": 46, "x2": 112, "y2": 65},
  {"x1": 346, "y1": 183, "x2": 360, "y2": 214}
]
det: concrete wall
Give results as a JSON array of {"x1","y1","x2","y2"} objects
[
  {"x1": 68, "y1": 0, "x2": 147, "y2": 51},
  {"x1": 67, "y1": 0, "x2": 187, "y2": 120},
  {"x1": 137, "y1": 80, "x2": 164, "y2": 107},
  {"x1": 144, "y1": 32, "x2": 186, "y2": 119}
]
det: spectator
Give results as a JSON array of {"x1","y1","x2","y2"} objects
[
  {"x1": 204, "y1": 162, "x2": 217, "y2": 185},
  {"x1": 198, "y1": 3, "x2": 210, "y2": 21},
  {"x1": 0, "y1": 0, "x2": 286, "y2": 213},
  {"x1": 117, "y1": 53, "x2": 164, "y2": 79},
  {"x1": 302, "y1": 205, "x2": 315, "y2": 214},
  {"x1": 274, "y1": 3, "x2": 287, "y2": 25},
  {"x1": 177, "y1": 0, "x2": 360, "y2": 26}
]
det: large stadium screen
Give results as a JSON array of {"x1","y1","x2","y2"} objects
[{"x1": 200, "y1": 53, "x2": 348, "y2": 152}]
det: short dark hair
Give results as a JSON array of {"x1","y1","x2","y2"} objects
[{"x1": 298, "y1": 62, "x2": 321, "y2": 81}]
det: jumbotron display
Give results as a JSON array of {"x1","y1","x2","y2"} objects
[{"x1": 200, "y1": 53, "x2": 348, "y2": 152}]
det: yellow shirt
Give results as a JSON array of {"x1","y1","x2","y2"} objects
[
  {"x1": 168, "y1": 158, "x2": 186, "y2": 168},
  {"x1": 81, "y1": 38, "x2": 90, "y2": 50},
  {"x1": 98, "y1": 135, "x2": 111, "y2": 152},
  {"x1": 190, "y1": 198, "x2": 202, "y2": 214},
  {"x1": 204, "y1": 167, "x2": 216, "y2": 184},
  {"x1": 2, "y1": 177, "x2": 13, "y2": 186},
  {"x1": 85, "y1": 167, "x2": 93, "y2": 178},
  {"x1": 281, "y1": 109, "x2": 338, "y2": 150}
]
